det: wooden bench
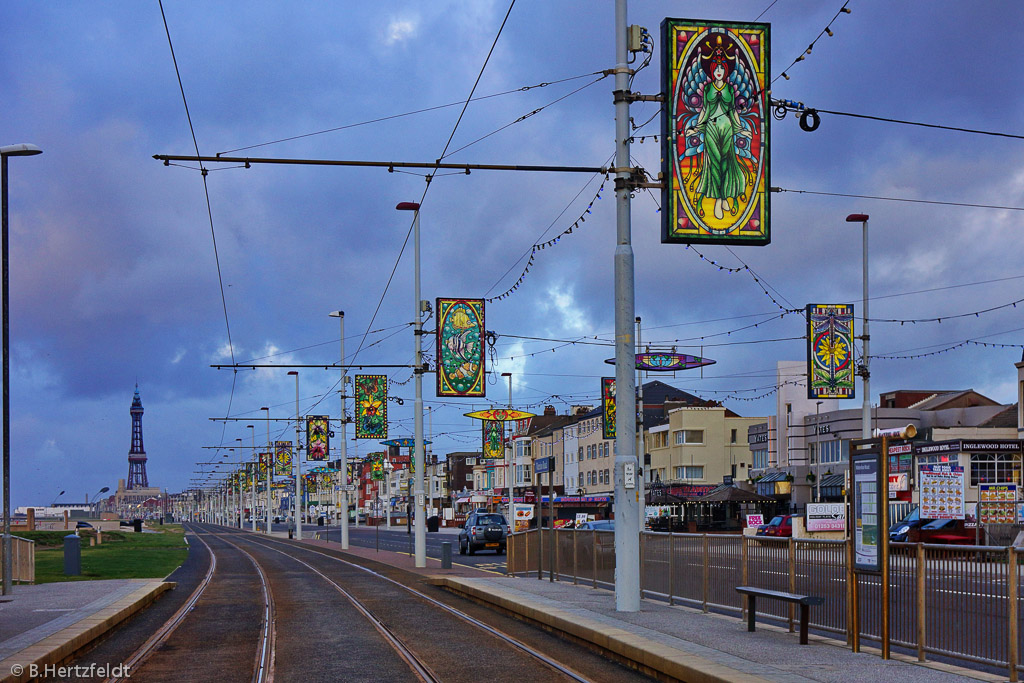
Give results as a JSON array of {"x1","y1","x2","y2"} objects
[{"x1": 735, "y1": 586, "x2": 824, "y2": 644}]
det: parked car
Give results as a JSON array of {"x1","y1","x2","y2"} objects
[
  {"x1": 75, "y1": 521, "x2": 94, "y2": 529},
  {"x1": 755, "y1": 514, "x2": 795, "y2": 537},
  {"x1": 908, "y1": 518, "x2": 979, "y2": 545},
  {"x1": 459, "y1": 511, "x2": 509, "y2": 555},
  {"x1": 576, "y1": 519, "x2": 615, "y2": 531},
  {"x1": 889, "y1": 507, "x2": 932, "y2": 542}
]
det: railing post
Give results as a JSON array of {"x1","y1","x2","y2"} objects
[
  {"x1": 1008, "y1": 546, "x2": 1019, "y2": 683},
  {"x1": 703, "y1": 534, "x2": 710, "y2": 613},
  {"x1": 916, "y1": 543, "x2": 926, "y2": 662},
  {"x1": 788, "y1": 537, "x2": 796, "y2": 632},
  {"x1": 639, "y1": 530, "x2": 645, "y2": 599},
  {"x1": 668, "y1": 530, "x2": 675, "y2": 607},
  {"x1": 592, "y1": 529, "x2": 598, "y2": 589},
  {"x1": 572, "y1": 528, "x2": 578, "y2": 585},
  {"x1": 741, "y1": 534, "x2": 749, "y2": 619}
]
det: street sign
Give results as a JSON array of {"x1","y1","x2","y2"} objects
[
  {"x1": 341, "y1": 484, "x2": 356, "y2": 492},
  {"x1": 535, "y1": 456, "x2": 554, "y2": 474}
]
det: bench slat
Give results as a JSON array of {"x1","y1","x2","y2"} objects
[{"x1": 735, "y1": 586, "x2": 824, "y2": 606}]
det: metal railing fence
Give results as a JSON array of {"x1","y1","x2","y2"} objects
[{"x1": 507, "y1": 529, "x2": 1023, "y2": 679}]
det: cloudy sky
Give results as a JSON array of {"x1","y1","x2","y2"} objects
[{"x1": 3, "y1": 1, "x2": 1023, "y2": 507}]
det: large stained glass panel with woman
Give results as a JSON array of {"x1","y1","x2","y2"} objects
[{"x1": 662, "y1": 19, "x2": 769, "y2": 245}]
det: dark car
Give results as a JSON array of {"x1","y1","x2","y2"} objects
[
  {"x1": 458, "y1": 511, "x2": 509, "y2": 555},
  {"x1": 576, "y1": 519, "x2": 614, "y2": 531},
  {"x1": 889, "y1": 507, "x2": 931, "y2": 542},
  {"x1": 75, "y1": 521, "x2": 94, "y2": 529},
  {"x1": 908, "y1": 518, "x2": 979, "y2": 545},
  {"x1": 755, "y1": 514, "x2": 795, "y2": 537}
]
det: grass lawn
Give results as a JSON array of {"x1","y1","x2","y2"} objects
[{"x1": 30, "y1": 525, "x2": 189, "y2": 584}]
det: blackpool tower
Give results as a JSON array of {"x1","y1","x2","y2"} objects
[{"x1": 127, "y1": 385, "x2": 149, "y2": 489}]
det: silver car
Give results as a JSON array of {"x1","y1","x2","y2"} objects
[{"x1": 459, "y1": 511, "x2": 509, "y2": 555}]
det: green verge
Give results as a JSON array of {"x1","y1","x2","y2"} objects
[{"x1": 31, "y1": 524, "x2": 189, "y2": 584}]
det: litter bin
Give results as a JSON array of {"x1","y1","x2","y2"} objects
[
  {"x1": 427, "y1": 516, "x2": 440, "y2": 533},
  {"x1": 317, "y1": 517, "x2": 324, "y2": 526},
  {"x1": 133, "y1": 519, "x2": 143, "y2": 533},
  {"x1": 64, "y1": 534, "x2": 81, "y2": 576}
]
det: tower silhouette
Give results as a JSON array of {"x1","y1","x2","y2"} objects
[{"x1": 127, "y1": 385, "x2": 149, "y2": 489}]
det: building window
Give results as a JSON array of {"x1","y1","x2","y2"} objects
[
  {"x1": 814, "y1": 439, "x2": 848, "y2": 465},
  {"x1": 674, "y1": 465, "x2": 704, "y2": 480},
  {"x1": 674, "y1": 429, "x2": 704, "y2": 445},
  {"x1": 466, "y1": 473, "x2": 473, "y2": 481},
  {"x1": 752, "y1": 448, "x2": 769, "y2": 470},
  {"x1": 970, "y1": 452, "x2": 1021, "y2": 487},
  {"x1": 731, "y1": 429, "x2": 737, "y2": 444}
]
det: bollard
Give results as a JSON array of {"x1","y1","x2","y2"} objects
[
  {"x1": 441, "y1": 541, "x2": 452, "y2": 569},
  {"x1": 64, "y1": 534, "x2": 81, "y2": 576}
]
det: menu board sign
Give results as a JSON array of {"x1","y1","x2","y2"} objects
[
  {"x1": 979, "y1": 483, "x2": 1017, "y2": 524},
  {"x1": 853, "y1": 453, "x2": 881, "y2": 572},
  {"x1": 919, "y1": 465, "x2": 965, "y2": 520}
]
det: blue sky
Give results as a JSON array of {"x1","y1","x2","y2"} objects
[{"x1": 3, "y1": 1, "x2": 1023, "y2": 507}]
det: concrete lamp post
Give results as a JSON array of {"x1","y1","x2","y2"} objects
[{"x1": 1, "y1": 143, "x2": 42, "y2": 596}]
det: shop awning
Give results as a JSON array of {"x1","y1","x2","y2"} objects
[
  {"x1": 701, "y1": 486, "x2": 774, "y2": 503},
  {"x1": 755, "y1": 471, "x2": 789, "y2": 483},
  {"x1": 820, "y1": 473, "x2": 845, "y2": 488}
]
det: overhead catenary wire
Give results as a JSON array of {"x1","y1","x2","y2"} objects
[{"x1": 158, "y1": 0, "x2": 239, "y2": 463}]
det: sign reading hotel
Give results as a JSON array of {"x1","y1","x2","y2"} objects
[
  {"x1": 661, "y1": 18, "x2": 770, "y2": 245},
  {"x1": 919, "y1": 465, "x2": 965, "y2": 520}
]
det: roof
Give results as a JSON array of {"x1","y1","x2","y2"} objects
[
  {"x1": 979, "y1": 404, "x2": 1018, "y2": 429},
  {"x1": 701, "y1": 485, "x2": 774, "y2": 503},
  {"x1": 907, "y1": 390, "x2": 1000, "y2": 411},
  {"x1": 755, "y1": 471, "x2": 789, "y2": 483}
]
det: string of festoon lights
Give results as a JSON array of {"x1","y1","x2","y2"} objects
[
  {"x1": 775, "y1": 2, "x2": 853, "y2": 83},
  {"x1": 486, "y1": 179, "x2": 607, "y2": 303},
  {"x1": 874, "y1": 336, "x2": 1024, "y2": 361}
]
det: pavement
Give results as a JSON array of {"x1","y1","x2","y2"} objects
[
  {"x1": 0, "y1": 580, "x2": 172, "y2": 682},
  {"x1": 0, "y1": 523, "x2": 1008, "y2": 683}
]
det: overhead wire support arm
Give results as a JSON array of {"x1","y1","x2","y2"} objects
[
  {"x1": 210, "y1": 363, "x2": 416, "y2": 370},
  {"x1": 154, "y1": 154, "x2": 608, "y2": 175}
]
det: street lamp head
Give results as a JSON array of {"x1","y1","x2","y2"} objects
[
  {"x1": 287, "y1": 370, "x2": 298, "y2": 376},
  {"x1": 395, "y1": 202, "x2": 420, "y2": 211},
  {"x1": 328, "y1": 310, "x2": 344, "y2": 318},
  {"x1": 0, "y1": 143, "x2": 42, "y2": 157},
  {"x1": 99, "y1": 487, "x2": 109, "y2": 494},
  {"x1": 500, "y1": 372, "x2": 511, "y2": 377},
  {"x1": 260, "y1": 407, "x2": 269, "y2": 411},
  {"x1": 845, "y1": 213, "x2": 869, "y2": 222}
]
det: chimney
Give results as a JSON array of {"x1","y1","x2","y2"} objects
[{"x1": 544, "y1": 405, "x2": 556, "y2": 416}]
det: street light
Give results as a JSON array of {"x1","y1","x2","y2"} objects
[
  {"x1": 52, "y1": 490, "x2": 66, "y2": 506},
  {"x1": 396, "y1": 201, "x2": 426, "y2": 568},
  {"x1": 845, "y1": 213, "x2": 870, "y2": 439},
  {"x1": 247, "y1": 424, "x2": 256, "y2": 532},
  {"x1": 288, "y1": 371, "x2": 303, "y2": 540},
  {"x1": 261, "y1": 406, "x2": 271, "y2": 533},
  {"x1": 815, "y1": 401, "x2": 823, "y2": 502},
  {"x1": 501, "y1": 372, "x2": 513, "y2": 538},
  {"x1": 329, "y1": 310, "x2": 349, "y2": 549},
  {"x1": 2, "y1": 143, "x2": 42, "y2": 596},
  {"x1": 90, "y1": 487, "x2": 109, "y2": 519}
]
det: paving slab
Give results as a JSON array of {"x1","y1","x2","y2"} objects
[
  {"x1": 0, "y1": 580, "x2": 172, "y2": 682},
  {"x1": 437, "y1": 576, "x2": 1005, "y2": 683}
]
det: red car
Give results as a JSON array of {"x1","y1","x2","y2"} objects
[{"x1": 756, "y1": 514, "x2": 795, "y2": 537}]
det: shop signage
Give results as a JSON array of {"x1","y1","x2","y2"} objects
[
  {"x1": 888, "y1": 473, "x2": 908, "y2": 492},
  {"x1": 979, "y1": 483, "x2": 1018, "y2": 524},
  {"x1": 745, "y1": 513, "x2": 764, "y2": 527},
  {"x1": 919, "y1": 465, "x2": 965, "y2": 520},
  {"x1": 807, "y1": 503, "x2": 846, "y2": 532}
]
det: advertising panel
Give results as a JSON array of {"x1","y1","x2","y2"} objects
[
  {"x1": 979, "y1": 483, "x2": 1017, "y2": 524},
  {"x1": 806, "y1": 304, "x2": 855, "y2": 399},
  {"x1": 354, "y1": 375, "x2": 387, "y2": 439},
  {"x1": 853, "y1": 453, "x2": 881, "y2": 572},
  {"x1": 274, "y1": 441, "x2": 292, "y2": 477},
  {"x1": 435, "y1": 298, "x2": 485, "y2": 397},
  {"x1": 806, "y1": 502, "x2": 846, "y2": 532},
  {"x1": 482, "y1": 419, "x2": 504, "y2": 460},
  {"x1": 919, "y1": 465, "x2": 965, "y2": 520},
  {"x1": 662, "y1": 18, "x2": 770, "y2": 245},
  {"x1": 306, "y1": 415, "x2": 330, "y2": 461},
  {"x1": 601, "y1": 377, "x2": 616, "y2": 439}
]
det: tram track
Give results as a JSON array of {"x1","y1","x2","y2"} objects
[
  {"x1": 203, "y1": 525, "x2": 600, "y2": 683},
  {"x1": 105, "y1": 524, "x2": 275, "y2": 683}
]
